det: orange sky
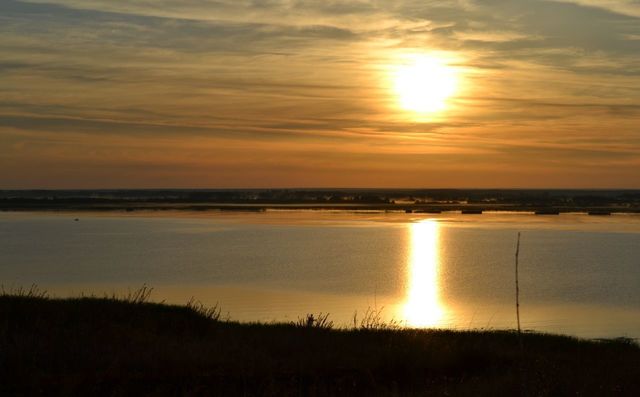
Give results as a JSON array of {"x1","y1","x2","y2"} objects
[{"x1": 1, "y1": 0, "x2": 639, "y2": 188}]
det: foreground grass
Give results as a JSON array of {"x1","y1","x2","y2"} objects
[{"x1": 1, "y1": 295, "x2": 639, "y2": 396}]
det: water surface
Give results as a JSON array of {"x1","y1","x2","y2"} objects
[{"x1": 1, "y1": 210, "x2": 639, "y2": 338}]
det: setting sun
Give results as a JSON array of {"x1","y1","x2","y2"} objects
[{"x1": 392, "y1": 55, "x2": 459, "y2": 115}]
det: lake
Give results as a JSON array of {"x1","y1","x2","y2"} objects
[{"x1": 1, "y1": 210, "x2": 639, "y2": 339}]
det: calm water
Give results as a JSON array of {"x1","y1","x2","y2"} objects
[{"x1": 1, "y1": 210, "x2": 639, "y2": 338}]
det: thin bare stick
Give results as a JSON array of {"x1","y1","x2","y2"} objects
[
  {"x1": 514, "y1": 233, "x2": 525, "y2": 397},
  {"x1": 515, "y1": 232, "x2": 521, "y2": 335}
]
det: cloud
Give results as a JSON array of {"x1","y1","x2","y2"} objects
[
  {"x1": 1, "y1": 0, "x2": 639, "y2": 187},
  {"x1": 549, "y1": 0, "x2": 640, "y2": 18}
]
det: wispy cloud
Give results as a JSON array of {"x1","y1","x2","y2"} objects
[
  {"x1": 549, "y1": 0, "x2": 640, "y2": 18},
  {"x1": 1, "y1": 0, "x2": 639, "y2": 187}
]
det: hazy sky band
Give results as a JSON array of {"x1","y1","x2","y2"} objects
[{"x1": 1, "y1": 0, "x2": 639, "y2": 188}]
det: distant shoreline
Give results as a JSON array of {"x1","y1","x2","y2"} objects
[
  {"x1": 2, "y1": 201, "x2": 639, "y2": 214},
  {"x1": 2, "y1": 188, "x2": 638, "y2": 214}
]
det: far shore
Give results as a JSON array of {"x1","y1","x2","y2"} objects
[
  {"x1": 3, "y1": 188, "x2": 638, "y2": 215},
  {"x1": 2, "y1": 201, "x2": 639, "y2": 214}
]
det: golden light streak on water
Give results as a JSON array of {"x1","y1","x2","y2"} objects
[{"x1": 403, "y1": 219, "x2": 446, "y2": 327}]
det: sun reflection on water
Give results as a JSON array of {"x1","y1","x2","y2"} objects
[{"x1": 403, "y1": 219, "x2": 445, "y2": 327}]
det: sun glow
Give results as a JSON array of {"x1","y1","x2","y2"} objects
[
  {"x1": 403, "y1": 219, "x2": 445, "y2": 327},
  {"x1": 392, "y1": 54, "x2": 459, "y2": 115}
]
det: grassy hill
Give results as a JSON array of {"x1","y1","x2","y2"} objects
[{"x1": 1, "y1": 291, "x2": 638, "y2": 396}]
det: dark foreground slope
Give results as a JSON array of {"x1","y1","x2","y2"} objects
[{"x1": 1, "y1": 296, "x2": 639, "y2": 396}]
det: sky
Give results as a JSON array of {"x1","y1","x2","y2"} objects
[{"x1": 1, "y1": 0, "x2": 639, "y2": 188}]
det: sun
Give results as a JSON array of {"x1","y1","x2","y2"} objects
[{"x1": 392, "y1": 54, "x2": 459, "y2": 115}]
